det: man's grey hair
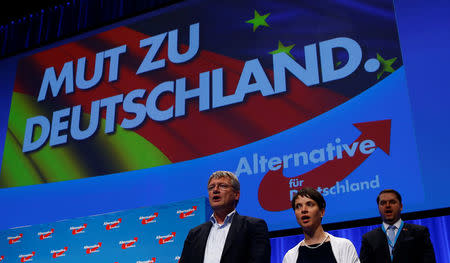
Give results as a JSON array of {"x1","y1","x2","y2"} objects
[{"x1": 207, "y1": 170, "x2": 240, "y2": 192}]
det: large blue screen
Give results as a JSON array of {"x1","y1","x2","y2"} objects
[{"x1": 0, "y1": 0, "x2": 448, "y2": 232}]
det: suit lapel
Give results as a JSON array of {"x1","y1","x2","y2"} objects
[
  {"x1": 392, "y1": 223, "x2": 408, "y2": 261},
  {"x1": 221, "y1": 212, "x2": 241, "y2": 259},
  {"x1": 377, "y1": 227, "x2": 392, "y2": 262},
  {"x1": 395, "y1": 223, "x2": 407, "y2": 245}
]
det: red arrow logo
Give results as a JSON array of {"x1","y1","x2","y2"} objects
[
  {"x1": 8, "y1": 233, "x2": 23, "y2": 244},
  {"x1": 179, "y1": 206, "x2": 197, "y2": 219},
  {"x1": 106, "y1": 218, "x2": 122, "y2": 230},
  {"x1": 141, "y1": 213, "x2": 158, "y2": 224},
  {"x1": 86, "y1": 243, "x2": 102, "y2": 254},
  {"x1": 39, "y1": 229, "x2": 54, "y2": 240},
  {"x1": 52, "y1": 247, "x2": 68, "y2": 258},
  {"x1": 20, "y1": 252, "x2": 35, "y2": 262},
  {"x1": 72, "y1": 224, "x2": 87, "y2": 235},
  {"x1": 258, "y1": 120, "x2": 391, "y2": 211},
  {"x1": 121, "y1": 237, "x2": 138, "y2": 249},
  {"x1": 159, "y1": 232, "x2": 176, "y2": 244}
]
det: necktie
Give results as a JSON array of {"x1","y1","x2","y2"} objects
[{"x1": 387, "y1": 225, "x2": 397, "y2": 258}]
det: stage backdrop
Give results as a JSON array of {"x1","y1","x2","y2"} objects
[
  {"x1": 0, "y1": 0, "x2": 448, "y2": 232},
  {"x1": 0, "y1": 197, "x2": 210, "y2": 263}
]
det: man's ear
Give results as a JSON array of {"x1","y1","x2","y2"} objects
[{"x1": 320, "y1": 208, "x2": 325, "y2": 218}]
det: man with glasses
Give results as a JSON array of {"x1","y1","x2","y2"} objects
[{"x1": 180, "y1": 170, "x2": 270, "y2": 263}]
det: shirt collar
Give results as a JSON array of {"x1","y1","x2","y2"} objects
[
  {"x1": 383, "y1": 218, "x2": 402, "y2": 230},
  {"x1": 210, "y1": 210, "x2": 236, "y2": 226}
]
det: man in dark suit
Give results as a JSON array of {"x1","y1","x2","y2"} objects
[
  {"x1": 360, "y1": 189, "x2": 436, "y2": 263},
  {"x1": 179, "y1": 170, "x2": 270, "y2": 263}
]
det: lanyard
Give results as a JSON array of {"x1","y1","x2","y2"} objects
[{"x1": 381, "y1": 221, "x2": 404, "y2": 261}]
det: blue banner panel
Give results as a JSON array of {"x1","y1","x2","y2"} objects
[{"x1": 0, "y1": 197, "x2": 210, "y2": 263}]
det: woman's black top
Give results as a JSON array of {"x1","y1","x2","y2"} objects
[{"x1": 296, "y1": 241, "x2": 338, "y2": 263}]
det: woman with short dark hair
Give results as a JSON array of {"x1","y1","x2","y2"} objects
[{"x1": 283, "y1": 187, "x2": 360, "y2": 263}]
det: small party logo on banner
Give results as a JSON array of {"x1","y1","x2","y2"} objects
[
  {"x1": 105, "y1": 218, "x2": 122, "y2": 230},
  {"x1": 51, "y1": 247, "x2": 68, "y2": 258},
  {"x1": 177, "y1": 206, "x2": 197, "y2": 219},
  {"x1": 136, "y1": 258, "x2": 156, "y2": 263},
  {"x1": 156, "y1": 232, "x2": 176, "y2": 244},
  {"x1": 19, "y1": 252, "x2": 35, "y2": 262},
  {"x1": 84, "y1": 242, "x2": 102, "y2": 254},
  {"x1": 120, "y1": 237, "x2": 138, "y2": 249},
  {"x1": 38, "y1": 229, "x2": 54, "y2": 240},
  {"x1": 140, "y1": 213, "x2": 158, "y2": 224},
  {"x1": 8, "y1": 233, "x2": 23, "y2": 244},
  {"x1": 71, "y1": 224, "x2": 87, "y2": 235}
]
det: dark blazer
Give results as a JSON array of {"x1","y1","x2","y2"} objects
[
  {"x1": 360, "y1": 223, "x2": 436, "y2": 263},
  {"x1": 179, "y1": 212, "x2": 270, "y2": 263}
]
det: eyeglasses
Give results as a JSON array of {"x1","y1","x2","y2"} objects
[{"x1": 207, "y1": 183, "x2": 232, "y2": 191}]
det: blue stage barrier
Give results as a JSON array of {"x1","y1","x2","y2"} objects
[{"x1": 0, "y1": 197, "x2": 211, "y2": 263}]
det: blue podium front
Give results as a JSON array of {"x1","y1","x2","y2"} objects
[{"x1": 0, "y1": 197, "x2": 211, "y2": 263}]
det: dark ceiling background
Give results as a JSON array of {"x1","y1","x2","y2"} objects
[
  {"x1": 0, "y1": 0, "x2": 181, "y2": 58},
  {"x1": 0, "y1": 0, "x2": 69, "y2": 26}
]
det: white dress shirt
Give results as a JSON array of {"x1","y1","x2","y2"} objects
[
  {"x1": 382, "y1": 218, "x2": 402, "y2": 240},
  {"x1": 203, "y1": 210, "x2": 236, "y2": 263}
]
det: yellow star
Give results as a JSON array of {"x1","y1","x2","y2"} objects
[
  {"x1": 269, "y1": 41, "x2": 296, "y2": 59},
  {"x1": 376, "y1": 53, "x2": 397, "y2": 79},
  {"x1": 246, "y1": 10, "x2": 270, "y2": 32}
]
